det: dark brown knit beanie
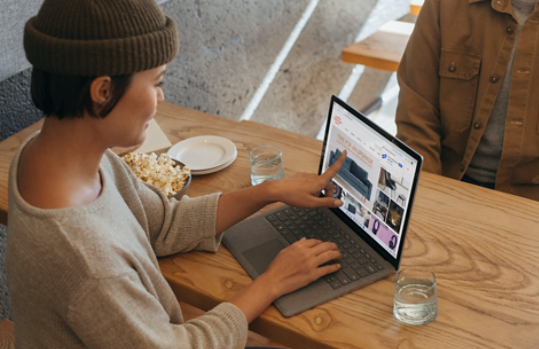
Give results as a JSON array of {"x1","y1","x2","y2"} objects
[{"x1": 24, "y1": 0, "x2": 179, "y2": 76}]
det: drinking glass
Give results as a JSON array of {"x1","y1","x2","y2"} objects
[
  {"x1": 394, "y1": 267, "x2": 438, "y2": 325},
  {"x1": 250, "y1": 146, "x2": 284, "y2": 186}
]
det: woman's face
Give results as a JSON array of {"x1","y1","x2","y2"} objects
[{"x1": 99, "y1": 65, "x2": 166, "y2": 148}]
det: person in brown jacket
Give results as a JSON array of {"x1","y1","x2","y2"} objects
[{"x1": 396, "y1": 0, "x2": 539, "y2": 201}]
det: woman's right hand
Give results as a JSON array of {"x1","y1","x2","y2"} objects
[{"x1": 262, "y1": 238, "x2": 342, "y2": 299}]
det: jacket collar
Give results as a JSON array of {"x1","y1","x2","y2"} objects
[{"x1": 470, "y1": 0, "x2": 512, "y2": 15}]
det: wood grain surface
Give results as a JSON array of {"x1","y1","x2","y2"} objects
[
  {"x1": 0, "y1": 320, "x2": 15, "y2": 349},
  {"x1": 1, "y1": 103, "x2": 538, "y2": 348}
]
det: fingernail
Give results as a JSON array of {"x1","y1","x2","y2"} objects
[{"x1": 334, "y1": 199, "x2": 343, "y2": 206}]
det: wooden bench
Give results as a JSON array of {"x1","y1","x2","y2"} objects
[
  {"x1": 0, "y1": 305, "x2": 285, "y2": 348},
  {"x1": 410, "y1": 0, "x2": 424, "y2": 15},
  {"x1": 341, "y1": 21, "x2": 414, "y2": 72}
]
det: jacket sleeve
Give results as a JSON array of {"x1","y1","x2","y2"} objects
[
  {"x1": 67, "y1": 273, "x2": 248, "y2": 349},
  {"x1": 395, "y1": 0, "x2": 443, "y2": 174}
]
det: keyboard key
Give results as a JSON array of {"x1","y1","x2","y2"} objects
[
  {"x1": 348, "y1": 247, "x2": 359, "y2": 254},
  {"x1": 365, "y1": 264, "x2": 377, "y2": 274},
  {"x1": 345, "y1": 245, "x2": 356, "y2": 253},
  {"x1": 290, "y1": 207, "x2": 301, "y2": 212},
  {"x1": 290, "y1": 214, "x2": 301, "y2": 221},
  {"x1": 292, "y1": 230, "x2": 303, "y2": 238},
  {"x1": 350, "y1": 262, "x2": 361, "y2": 270},
  {"x1": 365, "y1": 253, "x2": 371, "y2": 259},
  {"x1": 342, "y1": 243, "x2": 352, "y2": 250},
  {"x1": 266, "y1": 214, "x2": 277, "y2": 221},
  {"x1": 276, "y1": 212, "x2": 288, "y2": 221},
  {"x1": 275, "y1": 225, "x2": 286, "y2": 231},
  {"x1": 342, "y1": 267, "x2": 360, "y2": 282},
  {"x1": 341, "y1": 252, "x2": 350, "y2": 259},
  {"x1": 359, "y1": 258, "x2": 369, "y2": 265},
  {"x1": 283, "y1": 208, "x2": 294, "y2": 216},
  {"x1": 280, "y1": 228, "x2": 291, "y2": 235},
  {"x1": 335, "y1": 271, "x2": 351, "y2": 285},
  {"x1": 270, "y1": 220, "x2": 282, "y2": 227},
  {"x1": 284, "y1": 235, "x2": 299, "y2": 244},
  {"x1": 344, "y1": 257, "x2": 355, "y2": 265},
  {"x1": 324, "y1": 274, "x2": 337, "y2": 282},
  {"x1": 377, "y1": 265, "x2": 384, "y2": 270},
  {"x1": 330, "y1": 281, "x2": 342, "y2": 289},
  {"x1": 352, "y1": 252, "x2": 363, "y2": 260},
  {"x1": 357, "y1": 268, "x2": 370, "y2": 278},
  {"x1": 283, "y1": 220, "x2": 295, "y2": 227}
]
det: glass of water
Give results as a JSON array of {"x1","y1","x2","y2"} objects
[
  {"x1": 394, "y1": 267, "x2": 438, "y2": 325},
  {"x1": 250, "y1": 146, "x2": 285, "y2": 186}
]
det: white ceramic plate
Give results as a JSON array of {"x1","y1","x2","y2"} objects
[
  {"x1": 167, "y1": 136, "x2": 236, "y2": 171},
  {"x1": 191, "y1": 150, "x2": 237, "y2": 175}
]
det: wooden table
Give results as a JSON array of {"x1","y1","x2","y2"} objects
[
  {"x1": 342, "y1": 21, "x2": 414, "y2": 72},
  {"x1": 2, "y1": 102, "x2": 539, "y2": 348},
  {"x1": 410, "y1": 0, "x2": 424, "y2": 15}
]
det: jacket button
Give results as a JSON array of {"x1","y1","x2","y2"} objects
[
  {"x1": 506, "y1": 26, "x2": 513, "y2": 34},
  {"x1": 448, "y1": 63, "x2": 457, "y2": 72},
  {"x1": 490, "y1": 75, "x2": 499, "y2": 83},
  {"x1": 473, "y1": 121, "x2": 482, "y2": 129},
  {"x1": 460, "y1": 164, "x2": 465, "y2": 172}
]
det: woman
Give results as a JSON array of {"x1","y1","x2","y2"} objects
[{"x1": 6, "y1": 0, "x2": 346, "y2": 348}]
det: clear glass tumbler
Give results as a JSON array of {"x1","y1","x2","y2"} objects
[
  {"x1": 250, "y1": 146, "x2": 285, "y2": 186},
  {"x1": 394, "y1": 267, "x2": 438, "y2": 325}
]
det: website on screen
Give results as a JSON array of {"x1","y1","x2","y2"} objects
[{"x1": 322, "y1": 102, "x2": 418, "y2": 257}]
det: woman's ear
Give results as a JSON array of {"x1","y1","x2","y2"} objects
[{"x1": 89, "y1": 76, "x2": 112, "y2": 105}]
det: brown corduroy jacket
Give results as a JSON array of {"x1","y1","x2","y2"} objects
[{"x1": 396, "y1": 0, "x2": 539, "y2": 201}]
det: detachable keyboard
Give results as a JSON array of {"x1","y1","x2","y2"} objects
[{"x1": 265, "y1": 207, "x2": 385, "y2": 290}]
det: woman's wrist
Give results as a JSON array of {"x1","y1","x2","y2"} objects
[
  {"x1": 255, "y1": 272, "x2": 282, "y2": 300},
  {"x1": 258, "y1": 179, "x2": 282, "y2": 204}
]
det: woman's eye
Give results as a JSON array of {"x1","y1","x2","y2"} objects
[{"x1": 156, "y1": 81, "x2": 164, "y2": 88}]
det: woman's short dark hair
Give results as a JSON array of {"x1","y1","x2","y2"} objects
[{"x1": 30, "y1": 68, "x2": 133, "y2": 119}]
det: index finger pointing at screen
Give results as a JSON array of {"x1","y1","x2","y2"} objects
[{"x1": 321, "y1": 149, "x2": 347, "y2": 181}]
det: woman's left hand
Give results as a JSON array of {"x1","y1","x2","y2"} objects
[{"x1": 265, "y1": 150, "x2": 347, "y2": 209}]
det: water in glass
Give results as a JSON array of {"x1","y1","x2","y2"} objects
[
  {"x1": 394, "y1": 272, "x2": 438, "y2": 325},
  {"x1": 250, "y1": 153, "x2": 284, "y2": 185}
]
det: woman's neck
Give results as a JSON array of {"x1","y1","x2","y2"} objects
[
  {"x1": 17, "y1": 115, "x2": 109, "y2": 209},
  {"x1": 36, "y1": 116, "x2": 108, "y2": 180}
]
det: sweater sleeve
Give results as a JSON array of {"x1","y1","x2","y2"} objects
[
  {"x1": 67, "y1": 272, "x2": 248, "y2": 349},
  {"x1": 395, "y1": 0, "x2": 443, "y2": 174},
  {"x1": 105, "y1": 150, "x2": 223, "y2": 256}
]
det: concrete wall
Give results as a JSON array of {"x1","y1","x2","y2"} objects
[{"x1": 0, "y1": 0, "x2": 408, "y2": 320}]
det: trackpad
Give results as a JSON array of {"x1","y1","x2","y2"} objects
[{"x1": 242, "y1": 239, "x2": 285, "y2": 276}]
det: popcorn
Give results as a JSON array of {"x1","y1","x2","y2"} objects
[{"x1": 122, "y1": 152, "x2": 190, "y2": 197}]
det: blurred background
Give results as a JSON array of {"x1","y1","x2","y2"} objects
[{"x1": 0, "y1": 0, "x2": 413, "y2": 319}]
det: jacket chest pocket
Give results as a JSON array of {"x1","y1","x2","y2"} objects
[{"x1": 439, "y1": 49, "x2": 481, "y2": 132}]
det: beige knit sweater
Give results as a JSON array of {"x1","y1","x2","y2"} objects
[{"x1": 6, "y1": 137, "x2": 248, "y2": 348}]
